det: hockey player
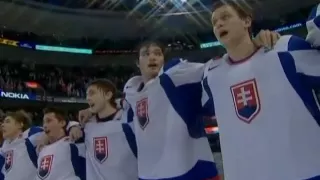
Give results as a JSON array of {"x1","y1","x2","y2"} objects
[
  {"x1": 37, "y1": 107, "x2": 85, "y2": 180},
  {"x1": 202, "y1": 1, "x2": 320, "y2": 180}
]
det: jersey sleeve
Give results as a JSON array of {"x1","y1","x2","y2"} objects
[
  {"x1": 201, "y1": 60, "x2": 219, "y2": 117},
  {"x1": 290, "y1": 49, "x2": 320, "y2": 87},
  {"x1": 201, "y1": 76, "x2": 216, "y2": 117},
  {"x1": 70, "y1": 143, "x2": 86, "y2": 180},
  {"x1": 23, "y1": 126, "x2": 43, "y2": 138},
  {"x1": 25, "y1": 127, "x2": 42, "y2": 168},
  {"x1": 306, "y1": 3, "x2": 320, "y2": 47},
  {"x1": 278, "y1": 35, "x2": 320, "y2": 87},
  {"x1": 66, "y1": 121, "x2": 80, "y2": 130},
  {"x1": 160, "y1": 58, "x2": 204, "y2": 87},
  {"x1": 27, "y1": 126, "x2": 44, "y2": 147}
]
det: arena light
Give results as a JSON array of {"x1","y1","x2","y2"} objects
[
  {"x1": 35, "y1": 45, "x2": 92, "y2": 54},
  {"x1": 25, "y1": 81, "x2": 40, "y2": 89}
]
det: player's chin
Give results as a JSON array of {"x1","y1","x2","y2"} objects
[
  {"x1": 218, "y1": 36, "x2": 228, "y2": 45},
  {"x1": 2, "y1": 132, "x2": 8, "y2": 139},
  {"x1": 148, "y1": 68, "x2": 160, "y2": 76},
  {"x1": 88, "y1": 107, "x2": 98, "y2": 114}
]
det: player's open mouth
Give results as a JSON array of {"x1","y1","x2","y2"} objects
[
  {"x1": 148, "y1": 64, "x2": 157, "y2": 68},
  {"x1": 89, "y1": 103, "x2": 95, "y2": 108},
  {"x1": 44, "y1": 130, "x2": 50, "y2": 134},
  {"x1": 219, "y1": 31, "x2": 228, "y2": 38}
]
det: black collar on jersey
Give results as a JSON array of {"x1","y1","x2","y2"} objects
[
  {"x1": 95, "y1": 109, "x2": 120, "y2": 122},
  {"x1": 228, "y1": 47, "x2": 260, "y2": 65}
]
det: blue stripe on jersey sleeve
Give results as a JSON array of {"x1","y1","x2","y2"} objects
[
  {"x1": 287, "y1": 36, "x2": 314, "y2": 51},
  {"x1": 0, "y1": 155, "x2": 4, "y2": 180},
  {"x1": 25, "y1": 139, "x2": 38, "y2": 168},
  {"x1": 127, "y1": 107, "x2": 134, "y2": 123},
  {"x1": 159, "y1": 74, "x2": 206, "y2": 139},
  {"x1": 122, "y1": 124, "x2": 137, "y2": 158},
  {"x1": 28, "y1": 126, "x2": 43, "y2": 137},
  {"x1": 315, "y1": 15, "x2": 320, "y2": 30},
  {"x1": 162, "y1": 58, "x2": 182, "y2": 72},
  {"x1": 278, "y1": 52, "x2": 320, "y2": 126},
  {"x1": 202, "y1": 77, "x2": 216, "y2": 117},
  {"x1": 70, "y1": 144, "x2": 86, "y2": 180}
]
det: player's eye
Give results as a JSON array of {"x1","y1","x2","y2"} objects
[
  {"x1": 154, "y1": 51, "x2": 162, "y2": 56},
  {"x1": 140, "y1": 51, "x2": 148, "y2": 56},
  {"x1": 221, "y1": 14, "x2": 230, "y2": 20},
  {"x1": 212, "y1": 19, "x2": 217, "y2": 26}
]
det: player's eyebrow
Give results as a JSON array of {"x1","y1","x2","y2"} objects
[
  {"x1": 140, "y1": 49, "x2": 149, "y2": 54},
  {"x1": 152, "y1": 49, "x2": 162, "y2": 53},
  {"x1": 87, "y1": 89, "x2": 94, "y2": 94}
]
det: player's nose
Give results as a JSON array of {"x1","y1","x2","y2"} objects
[{"x1": 148, "y1": 54, "x2": 157, "y2": 62}]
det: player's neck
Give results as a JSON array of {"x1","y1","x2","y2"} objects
[
  {"x1": 97, "y1": 105, "x2": 117, "y2": 119},
  {"x1": 143, "y1": 76, "x2": 153, "y2": 84},
  {"x1": 226, "y1": 35, "x2": 256, "y2": 62},
  {"x1": 49, "y1": 130, "x2": 66, "y2": 144},
  {"x1": 6, "y1": 131, "x2": 22, "y2": 142},
  {"x1": 142, "y1": 73, "x2": 157, "y2": 84}
]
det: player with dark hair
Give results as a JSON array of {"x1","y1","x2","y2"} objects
[
  {"x1": 202, "y1": 1, "x2": 320, "y2": 179},
  {"x1": 37, "y1": 107, "x2": 85, "y2": 180},
  {"x1": 76, "y1": 79, "x2": 138, "y2": 180}
]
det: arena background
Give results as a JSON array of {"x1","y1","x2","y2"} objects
[{"x1": 0, "y1": 0, "x2": 319, "y2": 176}]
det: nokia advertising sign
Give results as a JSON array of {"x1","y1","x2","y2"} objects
[{"x1": 0, "y1": 90, "x2": 36, "y2": 100}]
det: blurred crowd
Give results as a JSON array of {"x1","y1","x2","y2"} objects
[{"x1": 0, "y1": 60, "x2": 136, "y2": 97}]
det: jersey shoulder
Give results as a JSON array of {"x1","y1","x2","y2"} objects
[
  {"x1": 273, "y1": 35, "x2": 314, "y2": 52},
  {"x1": 123, "y1": 76, "x2": 143, "y2": 94},
  {"x1": 203, "y1": 56, "x2": 225, "y2": 77},
  {"x1": 23, "y1": 126, "x2": 43, "y2": 138}
]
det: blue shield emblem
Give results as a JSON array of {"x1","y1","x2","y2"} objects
[
  {"x1": 94, "y1": 137, "x2": 108, "y2": 163},
  {"x1": 38, "y1": 155, "x2": 53, "y2": 179},
  {"x1": 4, "y1": 150, "x2": 13, "y2": 172},
  {"x1": 136, "y1": 98, "x2": 149, "y2": 130},
  {"x1": 230, "y1": 79, "x2": 261, "y2": 123}
]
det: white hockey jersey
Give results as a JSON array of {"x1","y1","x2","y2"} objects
[
  {"x1": 124, "y1": 60, "x2": 218, "y2": 180},
  {"x1": 83, "y1": 110, "x2": 138, "y2": 180},
  {"x1": 36, "y1": 137, "x2": 85, "y2": 180},
  {"x1": 202, "y1": 34, "x2": 320, "y2": 180},
  {"x1": 0, "y1": 122, "x2": 81, "y2": 180},
  {"x1": 1, "y1": 126, "x2": 43, "y2": 180}
]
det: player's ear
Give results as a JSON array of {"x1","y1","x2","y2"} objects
[
  {"x1": 244, "y1": 16, "x2": 252, "y2": 29},
  {"x1": 19, "y1": 122, "x2": 24, "y2": 129},
  {"x1": 60, "y1": 120, "x2": 66, "y2": 128},
  {"x1": 105, "y1": 91, "x2": 113, "y2": 100}
]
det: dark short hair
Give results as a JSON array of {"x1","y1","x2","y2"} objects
[
  {"x1": 136, "y1": 40, "x2": 166, "y2": 56},
  {"x1": 87, "y1": 79, "x2": 117, "y2": 108},
  {"x1": 43, "y1": 107, "x2": 67, "y2": 123},
  {"x1": 212, "y1": 1, "x2": 253, "y2": 35}
]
